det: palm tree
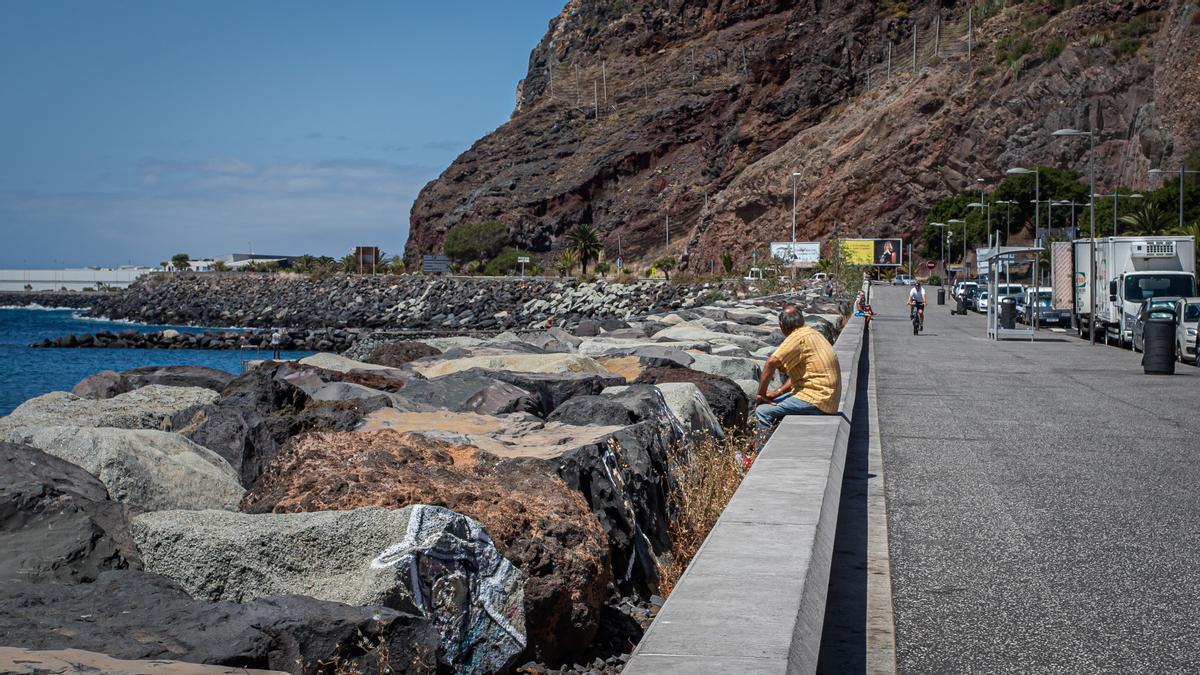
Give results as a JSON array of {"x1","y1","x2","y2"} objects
[
  {"x1": 553, "y1": 250, "x2": 578, "y2": 277},
  {"x1": 1120, "y1": 203, "x2": 1172, "y2": 235},
  {"x1": 1168, "y1": 221, "x2": 1200, "y2": 270},
  {"x1": 566, "y1": 224, "x2": 602, "y2": 275},
  {"x1": 340, "y1": 253, "x2": 357, "y2": 274},
  {"x1": 292, "y1": 254, "x2": 317, "y2": 273}
]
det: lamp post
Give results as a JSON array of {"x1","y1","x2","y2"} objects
[
  {"x1": 1092, "y1": 192, "x2": 1143, "y2": 236},
  {"x1": 1149, "y1": 167, "x2": 1200, "y2": 230},
  {"x1": 931, "y1": 222, "x2": 948, "y2": 278},
  {"x1": 1052, "y1": 128, "x2": 1096, "y2": 344},
  {"x1": 791, "y1": 171, "x2": 803, "y2": 279},
  {"x1": 968, "y1": 203, "x2": 991, "y2": 278},
  {"x1": 995, "y1": 200, "x2": 1018, "y2": 242},
  {"x1": 1007, "y1": 167, "x2": 1040, "y2": 243},
  {"x1": 948, "y1": 218, "x2": 967, "y2": 279}
]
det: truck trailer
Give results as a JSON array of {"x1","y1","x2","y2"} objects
[{"x1": 1070, "y1": 236, "x2": 1196, "y2": 346}]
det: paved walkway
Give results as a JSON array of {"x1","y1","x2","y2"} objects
[{"x1": 869, "y1": 285, "x2": 1200, "y2": 673}]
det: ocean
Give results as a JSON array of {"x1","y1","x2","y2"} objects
[{"x1": 0, "y1": 307, "x2": 313, "y2": 415}]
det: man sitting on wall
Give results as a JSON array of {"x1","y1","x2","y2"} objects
[{"x1": 753, "y1": 306, "x2": 842, "y2": 439}]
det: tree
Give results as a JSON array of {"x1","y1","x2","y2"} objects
[
  {"x1": 594, "y1": 260, "x2": 611, "y2": 276},
  {"x1": 388, "y1": 258, "x2": 406, "y2": 274},
  {"x1": 817, "y1": 257, "x2": 834, "y2": 275},
  {"x1": 340, "y1": 253, "x2": 357, "y2": 273},
  {"x1": 159, "y1": 262, "x2": 169, "y2": 271},
  {"x1": 566, "y1": 224, "x2": 602, "y2": 275},
  {"x1": 210, "y1": 260, "x2": 229, "y2": 272},
  {"x1": 655, "y1": 256, "x2": 677, "y2": 281},
  {"x1": 443, "y1": 220, "x2": 509, "y2": 263},
  {"x1": 1168, "y1": 221, "x2": 1200, "y2": 270},
  {"x1": 553, "y1": 250, "x2": 577, "y2": 277},
  {"x1": 1120, "y1": 203, "x2": 1172, "y2": 235},
  {"x1": 721, "y1": 252, "x2": 734, "y2": 275},
  {"x1": 291, "y1": 254, "x2": 317, "y2": 273},
  {"x1": 171, "y1": 253, "x2": 190, "y2": 270},
  {"x1": 485, "y1": 247, "x2": 539, "y2": 276},
  {"x1": 23, "y1": 283, "x2": 32, "y2": 291}
]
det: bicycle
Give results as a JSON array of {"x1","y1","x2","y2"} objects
[{"x1": 910, "y1": 303, "x2": 924, "y2": 335}]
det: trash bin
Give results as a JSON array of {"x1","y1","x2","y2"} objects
[
  {"x1": 1143, "y1": 310, "x2": 1176, "y2": 375},
  {"x1": 999, "y1": 297, "x2": 1017, "y2": 329},
  {"x1": 937, "y1": 287, "x2": 946, "y2": 305}
]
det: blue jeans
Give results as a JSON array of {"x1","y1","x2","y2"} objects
[{"x1": 755, "y1": 393, "x2": 826, "y2": 433}]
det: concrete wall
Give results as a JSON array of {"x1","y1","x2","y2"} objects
[
  {"x1": 0, "y1": 268, "x2": 155, "y2": 292},
  {"x1": 624, "y1": 314, "x2": 867, "y2": 674}
]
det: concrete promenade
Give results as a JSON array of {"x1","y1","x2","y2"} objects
[{"x1": 870, "y1": 285, "x2": 1200, "y2": 672}]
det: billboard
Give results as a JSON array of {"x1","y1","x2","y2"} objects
[
  {"x1": 770, "y1": 242, "x2": 820, "y2": 266},
  {"x1": 841, "y1": 238, "x2": 903, "y2": 266}
]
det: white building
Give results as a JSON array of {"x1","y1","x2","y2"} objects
[{"x1": 0, "y1": 266, "x2": 157, "y2": 292}]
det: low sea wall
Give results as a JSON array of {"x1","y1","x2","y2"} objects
[{"x1": 624, "y1": 312, "x2": 867, "y2": 673}]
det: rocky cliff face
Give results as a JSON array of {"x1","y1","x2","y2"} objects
[{"x1": 406, "y1": 0, "x2": 1199, "y2": 270}]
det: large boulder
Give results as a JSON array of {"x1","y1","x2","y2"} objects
[
  {"x1": 634, "y1": 366, "x2": 750, "y2": 429},
  {"x1": 132, "y1": 505, "x2": 525, "y2": 673},
  {"x1": 410, "y1": 352, "x2": 611, "y2": 379},
  {"x1": 2, "y1": 386, "x2": 219, "y2": 431},
  {"x1": 242, "y1": 430, "x2": 609, "y2": 665},
  {"x1": 0, "y1": 442, "x2": 141, "y2": 583},
  {"x1": 577, "y1": 338, "x2": 711, "y2": 357},
  {"x1": 686, "y1": 352, "x2": 765, "y2": 382},
  {"x1": 0, "y1": 426, "x2": 244, "y2": 512},
  {"x1": 398, "y1": 371, "x2": 539, "y2": 416},
  {"x1": 171, "y1": 363, "x2": 375, "y2": 488},
  {"x1": 298, "y1": 352, "x2": 401, "y2": 373},
  {"x1": 359, "y1": 408, "x2": 671, "y2": 596},
  {"x1": 0, "y1": 570, "x2": 441, "y2": 673},
  {"x1": 0, "y1": 647, "x2": 282, "y2": 675},
  {"x1": 605, "y1": 383, "x2": 724, "y2": 442},
  {"x1": 466, "y1": 368, "x2": 625, "y2": 416},
  {"x1": 651, "y1": 323, "x2": 770, "y2": 352},
  {"x1": 71, "y1": 366, "x2": 235, "y2": 400},
  {"x1": 366, "y1": 340, "x2": 442, "y2": 367}
]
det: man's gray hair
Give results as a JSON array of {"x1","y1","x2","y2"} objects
[{"x1": 779, "y1": 306, "x2": 805, "y2": 332}]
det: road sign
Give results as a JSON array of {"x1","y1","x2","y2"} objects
[
  {"x1": 517, "y1": 256, "x2": 530, "y2": 263},
  {"x1": 926, "y1": 261, "x2": 937, "y2": 269},
  {"x1": 421, "y1": 255, "x2": 451, "y2": 273}
]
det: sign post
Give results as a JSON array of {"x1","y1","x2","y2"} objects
[{"x1": 517, "y1": 255, "x2": 530, "y2": 276}]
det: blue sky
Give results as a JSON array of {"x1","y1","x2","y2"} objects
[{"x1": 0, "y1": 1, "x2": 563, "y2": 267}]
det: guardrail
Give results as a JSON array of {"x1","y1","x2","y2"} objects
[{"x1": 624, "y1": 313, "x2": 867, "y2": 674}]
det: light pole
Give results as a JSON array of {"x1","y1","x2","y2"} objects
[
  {"x1": 949, "y1": 218, "x2": 967, "y2": 279},
  {"x1": 995, "y1": 200, "x2": 1018, "y2": 242},
  {"x1": 1053, "y1": 128, "x2": 1096, "y2": 344},
  {"x1": 931, "y1": 222, "x2": 948, "y2": 279},
  {"x1": 968, "y1": 203, "x2": 990, "y2": 277},
  {"x1": 1149, "y1": 167, "x2": 1200, "y2": 230},
  {"x1": 791, "y1": 171, "x2": 803, "y2": 279},
  {"x1": 1092, "y1": 192, "x2": 1143, "y2": 236},
  {"x1": 1006, "y1": 167, "x2": 1040, "y2": 242}
]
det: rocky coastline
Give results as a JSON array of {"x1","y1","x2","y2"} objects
[
  {"x1": 82, "y1": 274, "x2": 740, "y2": 331},
  {"x1": 2, "y1": 283, "x2": 849, "y2": 674},
  {"x1": 31, "y1": 326, "x2": 362, "y2": 353},
  {"x1": 0, "y1": 290, "x2": 100, "y2": 309}
]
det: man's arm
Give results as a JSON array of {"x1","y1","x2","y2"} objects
[{"x1": 755, "y1": 356, "x2": 782, "y2": 404}]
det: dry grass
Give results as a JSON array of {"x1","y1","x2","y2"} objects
[{"x1": 658, "y1": 428, "x2": 761, "y2": 594}]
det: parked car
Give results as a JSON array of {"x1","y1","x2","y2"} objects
[
  {"x1": 963, "y1": 285, "x2": 982, "y2": 310},
  {"x1": 810, "y1": 272, "x2": 828, "y2": 281},
  {"x1": 976, "y1": 290, "x2": 990, "y2": 313},
  {"x1": 1174, "y1": 297, "x2": 1200, "y2": 364},
  {"x1": 994, "y1": 283, "x2": 1025, "y2": 305},
  {"x1": 1131, "y1": 297, "x2": 1182, "y2": 352},
  {"x1": 1018, "y1": 289, "x2": 1072, "y2": 328},
  {"x1": 893, "y1": 274, "x2": 917, "y2": 285},
  {"x1": 954, "y1": 281, "x2": 979, "y2": 301}
]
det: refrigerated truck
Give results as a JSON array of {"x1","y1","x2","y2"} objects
[{"x1": 1070, "y1": 236, "x2": 1196, "y2": 346}]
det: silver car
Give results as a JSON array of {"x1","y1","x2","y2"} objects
[{"x1": 1174, "y1": 297, "x2": 1200, "y2": 364}]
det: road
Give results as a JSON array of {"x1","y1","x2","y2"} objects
[{"x1": 869, "y1": 285, "x2": 1200, "y2": 673}]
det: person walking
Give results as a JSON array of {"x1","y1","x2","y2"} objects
[{"x1": 753, "y1": 306, "x2": 841, "y2": 441}]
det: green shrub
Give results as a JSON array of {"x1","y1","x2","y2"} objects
[
  {"x1": 442, "y1": 220, "x2": 509, "y2": 263},
  {"x1": 484, "y1": 247, "x2": 539, "y2": 276},
  {"x1": 1042, "y1": 37, "x2": 1066, "y2": 61},
  {"x1": 1022, "y1": 14, "x2": 1049, "y2": 32},
  {"x1": 1088, "y1": 33, "x2": 1106, "y2": 48},
  {"x1": 1111, "y1": 37, "x2": 1139, "y2": 59},
  {"x1": 928, "y1": 273, "x2": 943, "y2": 286}
]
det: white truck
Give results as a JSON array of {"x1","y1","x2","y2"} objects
[{"x1": 1071, "y1": 236, "x2": 1196, "y2": 346}]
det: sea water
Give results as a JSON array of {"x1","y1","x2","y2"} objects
[{"x1": 0, "y1": 307, "x2": 313, "y2": 415}]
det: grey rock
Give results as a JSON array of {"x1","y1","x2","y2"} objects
[
  {"x1": 0, "y1": 426, "x2": 244, "y2": 512},
  {"x1": 2, "y1": 386, "x2": 219, "y2": 432}
]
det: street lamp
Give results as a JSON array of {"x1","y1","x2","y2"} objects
[
  {"x1": 968, "y1": 203, "x2": 991, "y2": 277},
  {"x1": 1007, "y1": 167, "x2": 1040, "y2": 241},
  {"x1": 948, "y1": 218, "x2": 967, "y2": 278},
  {"x1": 930, "y1": 222, "x2": 948, "y2": 278},
  {"x1": 995, "y1": 199, "x2": 1018, "y2": 241},
  {"x1": 1052, "y1": 128, "x2": 1096, "y2": 344},
  {"x1": 1149, "y1": 167, "x2": 1200, "y2": 230},
  {"x1": 1093, "y1": 192, "x2": 1143, "y2": 236}
]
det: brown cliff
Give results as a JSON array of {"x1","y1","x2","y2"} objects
[{"x1": 406, "y1": 0, "x2": 1199, "y2": 270}]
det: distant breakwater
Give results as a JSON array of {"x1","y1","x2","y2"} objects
[
  {"x1": 84, "y1": 274, "x2": 737, "y2": 331},
  {"x1": 0, "y1": 291, "x2": 102, "y2": 309},
  {"x1": 30, "y1": 327, "x2": 359, "y2": 353}
]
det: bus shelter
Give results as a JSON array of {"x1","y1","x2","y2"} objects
[{"x1": 979, "y1": 245, "x2": 1043, "y2": 341}]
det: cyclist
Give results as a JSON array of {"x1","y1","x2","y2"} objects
[{"x1": 907, "y1": 281, "x2": 927, "y2": 331}]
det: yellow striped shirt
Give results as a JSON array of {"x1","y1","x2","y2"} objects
[{"x1": 771, "y1": 326, "x2": 842, "y2": 414}]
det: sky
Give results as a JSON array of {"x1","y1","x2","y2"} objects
[{"x1": 0, "y1": 1, "x2": 564, "y2": 267}]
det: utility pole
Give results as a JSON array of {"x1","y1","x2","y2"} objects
[
  {"x1": 602, "y1": 61, "x2": 608, "y2": 106},
  {"x1": 594, "y1": 80, "x2": 599, "y2": 120},
  {"x1": 968, "y1": 7, "x2": 973, "y2": 61},
  {"x1": 548, "y1": 61, "x2": 554, "y2": 98},
  {"x1": 665, "y1": 214, "x2": 670, "y2": 247},
  {"x1": 934, "y1": 13, "x2": 941, "y2": 57},
  {"x1": 887, "y1": 42, "x2": 892, "y2": 80},
  {"x1": 912, "y1": 25, "x2": 918, "y2": 72}
]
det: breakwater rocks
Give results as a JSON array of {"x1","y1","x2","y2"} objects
[
  {"x1": 85, "y1": 273, "x2": 739, "y2": 331},
  {"x1": 0, "y1": 290, "x2": 99, "y2": 309},
  {"x1": 32, "y1": 326, "x2": 360, "y2": 352},
  {"x1": 2, "y1": 289, "x2": 849, "y2": 673}
]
